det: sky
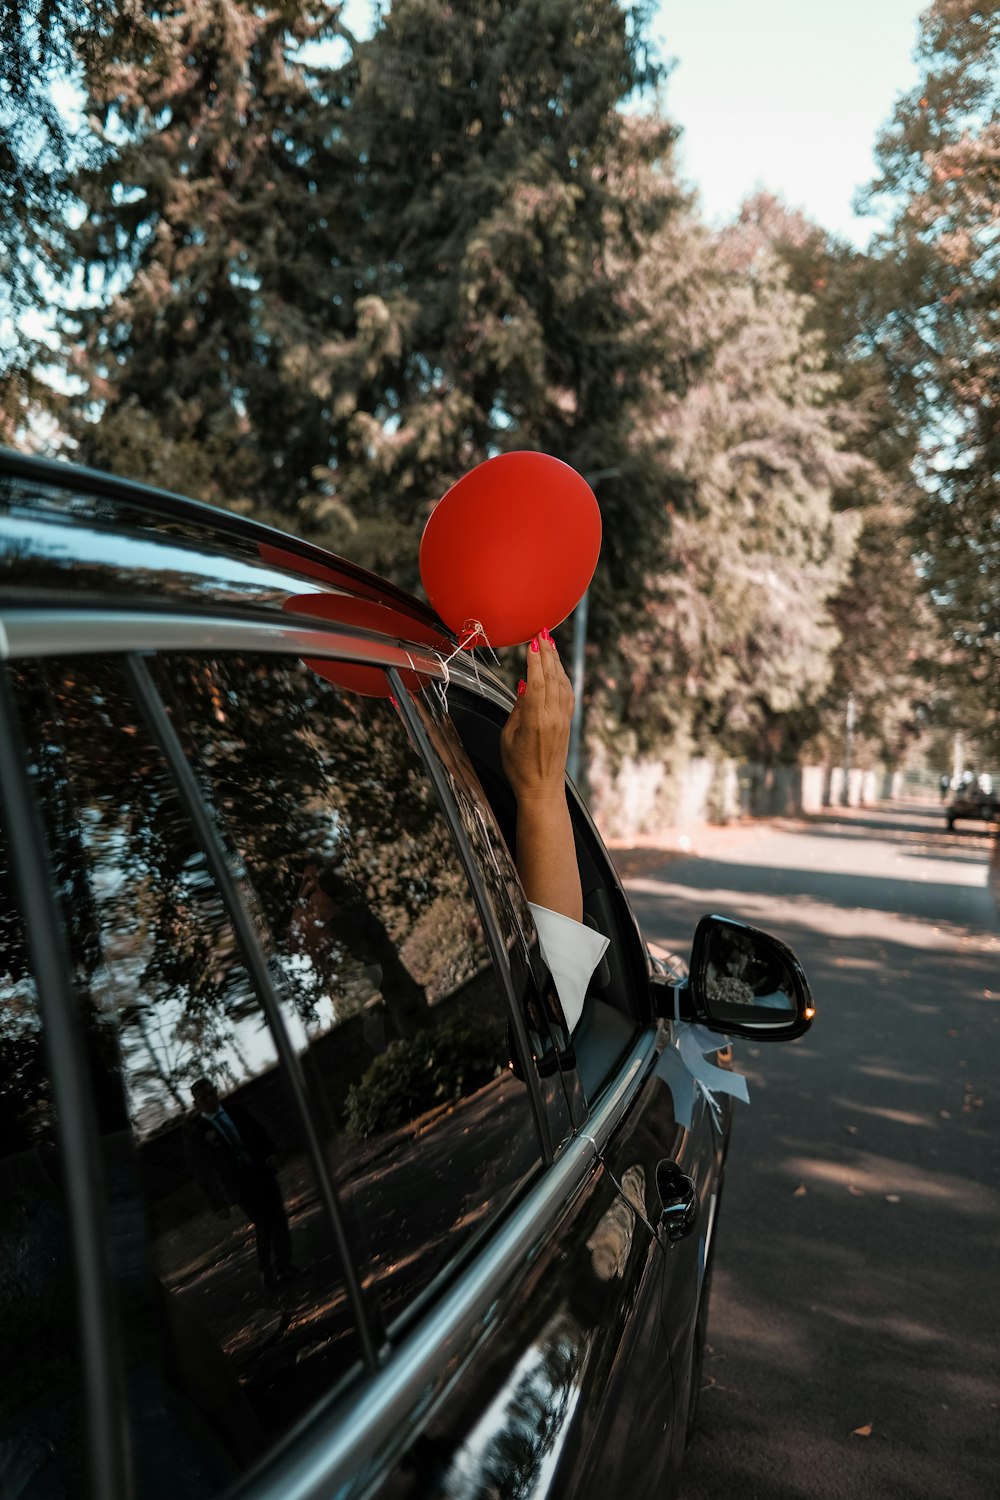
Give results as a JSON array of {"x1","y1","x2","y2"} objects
[
  {"x1": 342, "y1": 0, "x2": 928, "y2": 247},
  {"x1": 651, "y1": 0, "x2": 927, "y2": 244}
]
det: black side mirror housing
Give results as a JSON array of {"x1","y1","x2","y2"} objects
[{"x1": 655, "y1": 914, "x2": 815, "y2": 1042}]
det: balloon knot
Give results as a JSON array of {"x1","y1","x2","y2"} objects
[{"x1": 459, "y1": 619, "x2": 487, "y2": 651}]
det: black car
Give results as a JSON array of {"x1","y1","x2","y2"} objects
[
  {"x1": 945, "y1": 788, "x2": 1000, "y2": 830},
  {"x1": 0, "y1": 450, "x2": 814, "y2": 1500}
]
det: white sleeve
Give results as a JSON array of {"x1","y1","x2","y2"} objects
[{"x1": 528, "y1": 902, "x2": 610, "y2": 1034}]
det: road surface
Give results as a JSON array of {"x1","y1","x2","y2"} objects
[{"x1": 619, "y1": 801, "x2": 1000, "y2": 1500}]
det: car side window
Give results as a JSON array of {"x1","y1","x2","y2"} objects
[
  {"x1": 149, "y1": 652, "x2": 544, "y2": 1333},
  {"x1": 7, "y1": 657, "x2": 365, "y2": 1493}
]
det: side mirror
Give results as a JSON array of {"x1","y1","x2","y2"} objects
[{"x1": 661, "y1": 914, "x2": 815, "y2": 1042}]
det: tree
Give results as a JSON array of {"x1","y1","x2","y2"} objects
[
  {"x1": 304, "y1": 0, "x2": 687, "y2": 643},
  {"x1": 0, "y1": 0, "x2": 159, "y2": 441},
  {"x1": 728, "y1": 193, "x2": 944, "y2": 770},
  {"x1": 594, "y1": 173, "x2": 860, "y2": 763},
  {"x1": 56, "y1": 0, "x2": 693, "y2": 650},
  {"x1": 57, "y1": 0, "x2": 351, "y2": 513},
  {"x1": 866, "y1": 0, "x2": 1000, "y2": 756}
]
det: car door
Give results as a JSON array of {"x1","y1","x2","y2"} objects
[
  {"x1": 0, "y1": 623, "x2": 722, "y2": 1500},
  {"x1": 426, "y1": 676, "x2": 730, "y2": 1497}
]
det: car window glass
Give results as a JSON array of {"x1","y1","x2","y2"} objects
[
  {"x1": 8, "y1": 657, "x2": 364, "y2": 1492},
  {"x1": 149, "y1": 653, "x2": 544, "y2": 1332},
  {"x1": 0, "y1": 822, "x2": 87, "y2": 1498}
]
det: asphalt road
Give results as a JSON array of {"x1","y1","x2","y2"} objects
[{"x1": 620, "y1": 801, "x2": 1000, "y2": 1500}]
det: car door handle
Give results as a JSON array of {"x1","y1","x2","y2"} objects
[{"x1": 656, "y1": 1160, "x2": 699, "y2": 1241}]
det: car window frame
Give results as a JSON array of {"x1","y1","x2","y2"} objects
[
  {"x1": 388, "y1": 666, "x2": 560, "y2": 1165},
  {"x1": 0, "y1": 665, "x2": 132, "y2": 1500},
  {"x1": 138, "y1": 643, "x2": 554, "y2": 1337}
]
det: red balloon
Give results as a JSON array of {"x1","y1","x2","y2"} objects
[
  {"x1": 419, "y1": 452, "x2": 601, "y2": 648},
  {"x1": 282, "y1": 593, "x2": 449, "y2": 698}
]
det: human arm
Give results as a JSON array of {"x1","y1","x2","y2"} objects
[{"x1": 499, "y1": 628, "x2": 582, "y2": 923}]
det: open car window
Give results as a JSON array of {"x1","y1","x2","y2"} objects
[{"x1": 446, "y1": 686, "x2": 645, "y2": 1106}]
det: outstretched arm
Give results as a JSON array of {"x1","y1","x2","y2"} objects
[{"x1": 500, "y1": 628, "x2": 582, "y2": 924}]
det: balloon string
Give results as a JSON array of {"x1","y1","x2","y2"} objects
[{"x1": 438, "y1": 618, "x2": 493, "y2": 694}]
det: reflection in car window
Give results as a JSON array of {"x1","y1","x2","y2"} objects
[
  {"x1": 0, "y1": 824, "x2": 86, "y2": 1497},
  {"x1": 8, "y1": 658, "x2": 363, "y2": 1491},
  {"x1": 149, "y1": 654, "x2": 543, "y2": 1331}
]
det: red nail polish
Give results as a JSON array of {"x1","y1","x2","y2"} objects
[
  {"x1": 517, "y1": 679, "x2": 527, "y2": 697},
  {"x1": 530, "y1": 638, "x2": 539, "y2": 653}
]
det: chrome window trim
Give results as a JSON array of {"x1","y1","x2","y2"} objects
[
  {"x1": 0, "y1": 608, "x2": 445, "y2": 673},
  {"x1": 236, "y1": 1031, "x2": 656, "y2": 1500},
  {"x1": 389, "y1": 665, "x2": 553, "y2": 1166},
  {"x1": 0, "y1": 608, "x2": 511, "y2": 703}
]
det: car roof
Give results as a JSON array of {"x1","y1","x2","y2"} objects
[{"x1": 0, "y1": 447, "x2": 450, "y2": 634}]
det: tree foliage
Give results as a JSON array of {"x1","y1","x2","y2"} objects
[
  {"x1": 867, "y1": 0, "x2": 1000, "y2": 756},
  {"x1": 594, "y1": 172, "x2": 861, "y2": 759},
  {"x1": 727, "y1": 193, "x2": 944, "y2": 768},
  {"x1": 0, "y1": 0, "x2": 159, "y2": 440},
  {"x1": 7, "y1": 0, "x2": 971, "y2": 784}
]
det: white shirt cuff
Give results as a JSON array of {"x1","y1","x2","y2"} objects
[{"x1": 528, "y1": 902, "x2": 610, "y2": 1034}]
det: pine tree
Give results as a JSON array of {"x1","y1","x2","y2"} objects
[
  {"x1": 59, "y1": 0, "x2": 351, "y2": 512},
  {"x1": 314, "y1": 0, "x2": 683, "y2": 637},
  {"x1": 56, "y1": 0, "x2": 689, "y2": 659}
]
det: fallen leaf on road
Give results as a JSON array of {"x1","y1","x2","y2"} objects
[
  {"x1": 948, "y1": 1030, "x2": 959, "y2": 1037},
  {"x1": 748, "y1": 1048, "x2": 760, "y2": 1058},
  {"x1": 885, "y1": 1194, "x2": 902, "y2": 1204},
  {"x1": 852, "y1": 1423, "x2": 873, "y2": 1437},
  {"x1": 848, "y1": 1184, "x2": 864, "y2": 1196},
  {"x1": 793, "y1": 1185, "x2": 807, "y2": 1197},
  {"x1": 844, "y1": 1123, "x2": 858, "y2": 1134},
  {"x1": 939, "y1": 1109, "x2": 951, "y2": 1119}
]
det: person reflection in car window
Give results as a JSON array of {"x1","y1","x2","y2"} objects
[
  {"x1": 186, "y1": 1079, "x2": 296, "y2": 1292},
  {"x1": 499, "y1": 629, "x2": 608, "y2": 1032},
  {"x1": 288, "y1": 859, "x2": 430, "y2": 1042}
]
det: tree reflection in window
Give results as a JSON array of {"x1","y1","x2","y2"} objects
[
  {"x1": 150, "y1": 654, "x2": 542, "y2": 1329},
  {"x1": 7, "y1": 657, "x2": 364, "y2": 1475}
]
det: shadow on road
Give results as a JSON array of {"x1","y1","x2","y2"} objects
[{"x1": 617, "y1": 804, "x2": 999, "y2": 1500}]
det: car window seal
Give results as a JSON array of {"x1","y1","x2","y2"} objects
[
  {"x1": 0, "y1": 667, "x2": 132, "y2": 1500},
  {"x1": 123, "y1": 650, "x2": 380, "y2": 1372},
  {"x1": 388, "y1": 666, "x2": 554, "y2": 1166}
]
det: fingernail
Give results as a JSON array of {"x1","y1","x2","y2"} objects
[
  {"x1": 517, "y1": 679, "x2": 527, "y2": 697},
  {"x1": 541, "y1": 626, "x2": 555, "y2": 648},
  {"x1": 530, "y1": 637, "x2": 539, "y2": 653}
]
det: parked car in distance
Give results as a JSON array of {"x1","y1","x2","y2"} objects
[
  {"x1": 946, "y1": 789, "x2": 1000, "y2": 829},
  {"x1": 0, "y1": 449, "x2": 815, "y2": 1500}
]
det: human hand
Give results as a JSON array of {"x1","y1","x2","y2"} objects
[
  {"x1": 500, "y1": 629, "x2": 582, "y2": 922},
  {"x1": 500, "y1": 629, "x2": 574, "y2": 806}
]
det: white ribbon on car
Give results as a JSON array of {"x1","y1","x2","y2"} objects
[{"x1": 653, "y1": 993, "x2": 750, "y2": 1130}]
